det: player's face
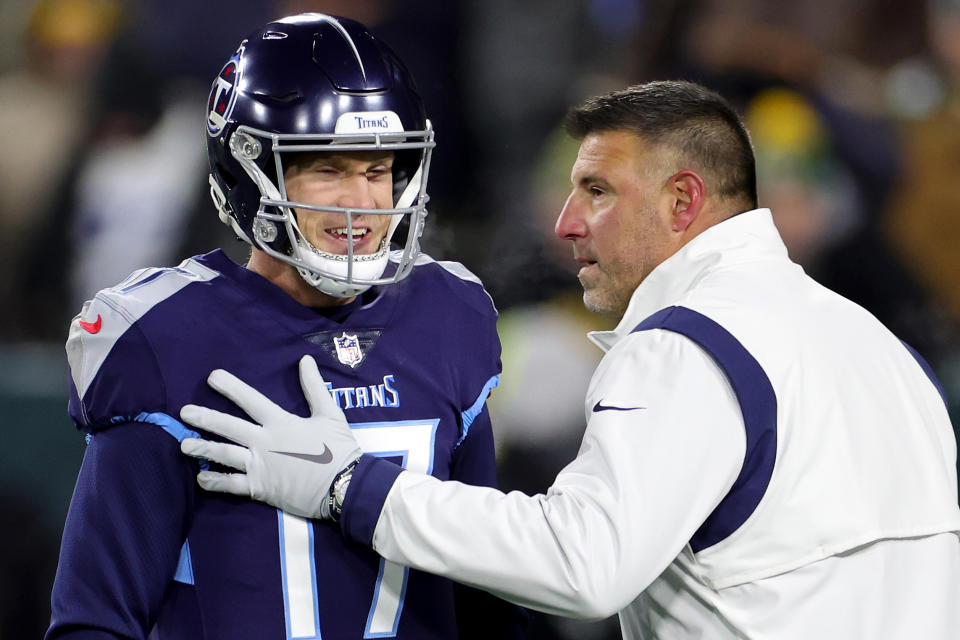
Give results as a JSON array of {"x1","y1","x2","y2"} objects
[
  {"x1": 555, "y1": 130, "x2": 678, "y2": 315},
  {"x1": 283, "y1": 151, "x2": 395, "y2": 256}
]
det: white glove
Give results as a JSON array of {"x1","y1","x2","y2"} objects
[{"x1": 179, "y1": 355, "x2": 361, "y2": 520}]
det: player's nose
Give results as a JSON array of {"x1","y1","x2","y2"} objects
[{"x1": 337, "y1": 175, "x2": 377, "y2": 210}]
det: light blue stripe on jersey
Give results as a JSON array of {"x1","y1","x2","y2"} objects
[
  {"x1": 173, "y1": 539, "x2": 195, "y2": 585},
  {"x1": 132, "y1": 411, "x2": 201, "y2": 442},
  {"x1": 96, "y1": 412, "x2": 208, "y2": 470},
  {"x1": 103, "y1": 412, "x2": 202, "y2": 585},
  {"x1": 458, "y1": 374, "x2": 500, "y2": 446},
  {"x1": 131, "y1": 411, "x2": 209, "y2": 471},
  {"x1": 277, "y1": 511, "x2": 322, "y2": 640},
  {"x1": 364, "y1": 557, "x2": 410, "y2": 638},
  {"x1": 133, "y1": 412, "x2": 202, "y2": 585}
]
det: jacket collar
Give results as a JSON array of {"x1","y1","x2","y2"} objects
[{"x1": 587, "y1": 208, "x2": 787, "y2": 352}]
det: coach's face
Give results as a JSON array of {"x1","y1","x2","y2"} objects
[{"x1": 555, "y1": 130, "x2": 681, "y2": 315}]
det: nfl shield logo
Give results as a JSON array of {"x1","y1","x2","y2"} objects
[{"x1": 333, "y1": 332, "x2": 364, "y2": 368}]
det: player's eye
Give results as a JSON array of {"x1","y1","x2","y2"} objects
[
  {"x1": 310, "y1": 165, "x2": 343, "y2": 181},
  {"x1": 367, "y1": 165, "x2": 391, "y2": 180}
]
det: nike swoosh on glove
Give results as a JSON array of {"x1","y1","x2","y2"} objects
[{"x1": 179, "y1": 355, "x2": 361, "y2": 520}]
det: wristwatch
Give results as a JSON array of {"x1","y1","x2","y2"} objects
[{"x1": 328, "y1": 456, "x2": 362, "y2": 522}]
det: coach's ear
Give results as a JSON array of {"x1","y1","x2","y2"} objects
[{"x1": 667, "y1": 170, "x2": 705, "y2": 232}]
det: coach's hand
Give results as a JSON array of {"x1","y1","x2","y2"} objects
[{"x1": 179, "y1": 355, "x2": 361, "y2": 520}]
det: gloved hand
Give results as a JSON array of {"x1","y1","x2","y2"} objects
[{"x1": 179, "y1": 355, "x2": 361, "y2": 520}]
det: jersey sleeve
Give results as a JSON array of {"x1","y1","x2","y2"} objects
[
  {"x1": 449, "y1": 404, "x2": 498, "y2": 487},
  {"x1": 420, "y1": 257, "x2": 503, "y2": 439},
  {"x1": 454, "y1": 272, "x2": 503, "y2": 451},
  {"x1": 46, "y1": 421, "x2": 196, "y2": 639},
  {"x1": 427, "y1": 274, "x2": 531, "y2": 637},
  {"x1": 446, "y1": 405, "x2": 530, "y2": 637},
  {"x1": 53, "y1": 277, "x2": 203, "y2": 638},
  {"x1": 66, "y1": 294, "x2": 166, "y2": 432}
]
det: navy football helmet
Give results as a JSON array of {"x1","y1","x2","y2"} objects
[{"x1": 206, "y1": 13, "x2": 434, "y2": 297}]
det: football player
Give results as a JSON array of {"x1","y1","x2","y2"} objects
[{"x1": 46, "y1": 13, "x2": 526, "y2": 640}]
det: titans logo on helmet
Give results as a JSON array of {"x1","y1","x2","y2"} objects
[{"x1": 207, "y1": 44, "x2": 245, "y2": 137}]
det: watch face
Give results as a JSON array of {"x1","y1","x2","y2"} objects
[
  {"x1": 332, "y1": 467, "x2": 354, "y2": 518},
  {"x1": 330, "y1": 458, "x2": 361, "y2": 520},
  {"x1": 335, "y1": 474, "x2": 351, "y2": 502}
]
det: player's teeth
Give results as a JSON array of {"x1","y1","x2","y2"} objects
[{"x1": 329, "y1": 228, "x2": 367, "y2": 236}]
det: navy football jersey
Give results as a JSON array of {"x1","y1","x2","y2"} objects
[{"x1": 47, "y1": 250, "x2": 525, "y2": 639}]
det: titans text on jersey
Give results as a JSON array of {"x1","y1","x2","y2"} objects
[{"x1": 326, "y1": 375, "x2": 401, "y2": 410}]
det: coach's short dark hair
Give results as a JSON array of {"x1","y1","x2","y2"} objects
[{"x1": 564, "y1": 81, "x2": 757, "y2": 208}]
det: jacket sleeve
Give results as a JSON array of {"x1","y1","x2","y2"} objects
[
  {"x1": 46, "y1": 422, "x2": 196, "y2": 640},
  {"x1": 343, "y1": 330, "x2": 748, "y2": 619}
]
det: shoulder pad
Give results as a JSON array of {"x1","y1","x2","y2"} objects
[
  {"x1": 409, "y1": 253, "x2": 497, "y2": 314},
  {"x1": 66, "y1": 258, "x2": 219, "y2": 400}
]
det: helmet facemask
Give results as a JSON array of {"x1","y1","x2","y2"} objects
[{"x1": 228, "y1": 121, "x2": 434, "y2": 298}]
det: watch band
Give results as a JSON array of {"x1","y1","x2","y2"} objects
[{"x1": 328, "y1": 455, "x2": 362, "y2": 522}]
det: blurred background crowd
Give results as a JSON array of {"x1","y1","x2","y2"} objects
[{"x1": 2, "y1": 0, "x2": 960, "y2": 637}]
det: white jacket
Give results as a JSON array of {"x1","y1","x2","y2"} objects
[{"x1": 345, "y1": 209, "x2": 960, "y2": 638}]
